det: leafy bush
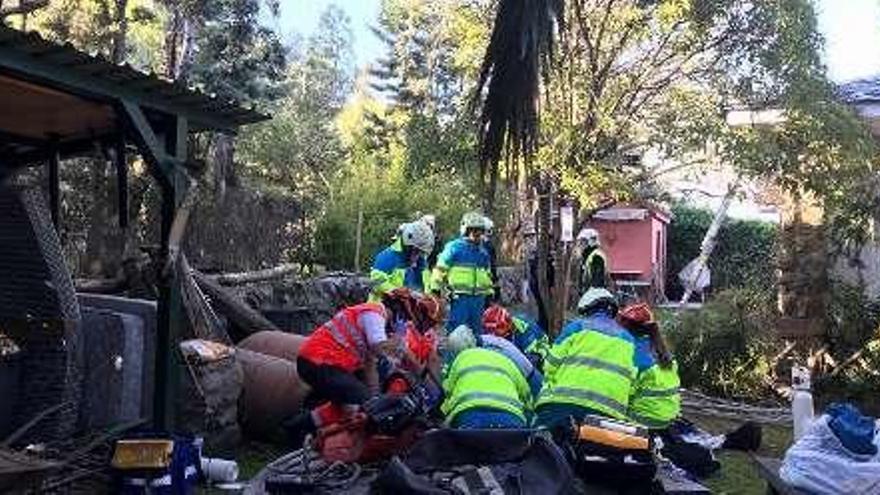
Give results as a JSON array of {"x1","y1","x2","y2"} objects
[
  {"x1": 660, "y1": 287, "x2": 781, "y2": 400},
  {"x1": 666, "y1": 203, "x2": 778, "y2": 299},
  {"x1": 314, "y1": 163, "x2": 479, "y2": 271}
]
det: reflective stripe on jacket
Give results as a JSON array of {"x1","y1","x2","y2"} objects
[
  {"x1": 298, "y1": 303, "x2": 385, "y2": 372},
  {"x1": 628, "y1": 346, "x2": 681, "y2": 429},
  {"x1": 442, "y1": 347, "x2": 531, "y2": 424},
  {"x1": 431, "y1": 238, "x2": 493, "y2": 296},
  {"x1": 537, "y1": 314, "x2": 636, "y2": 420},
  {"x1": 369, "y1": 239, "x2": 430, "y2": 301}
]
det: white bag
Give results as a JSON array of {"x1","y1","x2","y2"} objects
[{"x1": 780, "y1": 415, "x2": 880, "y2": 495}]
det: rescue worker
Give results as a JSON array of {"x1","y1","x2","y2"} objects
[
  {"x1": 370, "y1": 220, "x2": 434, "y2": 301},
  {"x1": 482, "y1": 305, "x2": 551, "y2": 369},
  {"x1": 535, "y1": 288, "x2": 637, "y2": 429},
  {"x1": 419, "y1": 214, "x2": 443, "y2": 269},
  {"x1": 441, "y1": 325, "x2": 534, "y2": 429},
  {"x1": 618, "y1": 303, "x2": 681, "y2": 430},
  {"x1": 578, "y1": 228, "x2": 609, "y2": 291},
  {"x1": 431, "y1": 212, "x2": 494, "y2": 332},
  {"x1": 288, "y1": 289, "x2": 427, "y2": 443}
]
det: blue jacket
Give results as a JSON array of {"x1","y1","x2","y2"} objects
[
  {"x1": 432, "y1": 237, "x2": 493, "y2": 295},
  {"x1": 371, "y1": 239, "x2": 429, "y2": 295}
]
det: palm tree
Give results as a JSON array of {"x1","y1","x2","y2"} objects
[{"x1": 473, "y1": 0, "x2": 564, "y2": 212}]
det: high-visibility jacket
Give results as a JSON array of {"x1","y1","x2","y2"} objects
[
  {"x1": 442, "y1": 347, "x2": 531, "y2": 424},
  {"x1": 431, "y1": 238, "x2": 494, "y2": 296},
  {"x1": 511, "y1": 316, "x2": 551, "y2": 361},
  {"x1": 628, "y1": 338, "x2": 681, "y2": 428},
  {"x1": 369, "y1": 239, "x2": 431, "y2": 301},
  {"x1": 537, "y1": 313, "x2": 637, "y2": 420},
  {"x1": 298, "y1": 303, "x2": 385, "y2": 372},
  {"x1": 581, "y1": 247, "x2": 608, "y2": 289}
]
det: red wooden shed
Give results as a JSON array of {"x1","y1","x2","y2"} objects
[{"x1": 586, "y1": 203, "x2": 671, "y2": 302}]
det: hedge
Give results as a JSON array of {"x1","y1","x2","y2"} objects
[{"x1": 665, "y1": 203, "x2": 778, "y2": 300}]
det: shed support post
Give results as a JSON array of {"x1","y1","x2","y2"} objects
[
  {"x1": 114, "y1": 135, "x2": 128, "y2": 229},
  {"x1": 119, "y1": 100, "x2": 189, "y2": 430}
]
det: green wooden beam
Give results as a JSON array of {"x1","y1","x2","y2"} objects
[{"x1": 0, "y1": 48, "x2": 242, "y2": 132}]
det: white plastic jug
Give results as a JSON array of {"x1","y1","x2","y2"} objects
[{"x1": 791, "y1": 365, "x2": 814, "y2": 441}]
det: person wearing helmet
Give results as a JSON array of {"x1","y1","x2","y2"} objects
[
  {"x1": 481, "y1": 216, "x2": 501, "y2": 302},
  {"x1": 431, "y1": 212, "x2": 494, "y2": 332},
  {"x1": 286, "y1": 289, "x2": 428, "y2": 445},
  {"x1": 534, "y1": 288, "x2": 638, "y2": 429},
  {"x1": 441, "y1": 326, "x2": 534, "y2": 429},
  {"x1": 370, "y1": 220, "x2": 434, "y2": 301},
  {"x1": 618, "y1": 303, "x2": 680, "y2": 430},
  {"x1": 577, "y1": 227, "x2": 609, "y2": 291},
  {"x1": 483, "y1": 305, "x2": 551, "y2": 368}
]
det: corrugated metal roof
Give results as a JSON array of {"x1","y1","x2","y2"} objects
[{"x1": 0, "y1": 24, "x2": 268, "y2": 131}]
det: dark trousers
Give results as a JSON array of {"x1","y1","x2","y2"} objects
[{"x1": 296, "y1": 357, "x2": 370, "y2": 406}]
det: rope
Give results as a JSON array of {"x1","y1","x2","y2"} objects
[
  {"x1": 245, "y1": 439, "x2": 364, "y2": 495},
  {"x1": 681, "y1": 389, "x2": 792, "y2": 426}
]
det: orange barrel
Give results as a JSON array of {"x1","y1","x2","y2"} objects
[
  {"x1": 237, "y1": 330, "x2": 305, "y2": 363},
  {"x1": 236, "y1": 347, "x2": 311, "y2": 438}
]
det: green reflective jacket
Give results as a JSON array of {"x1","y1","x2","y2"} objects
[
  {"x1": 442, "y1": 347, "x2": 531, "y2": 424},
  {"x1": 628, "y1": 360, "x2": 681, "y2": 429}
]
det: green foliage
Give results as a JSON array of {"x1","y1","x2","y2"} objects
[
  {"x1": 314, "y1": 164, "x2": 478, "y2": 270},
  {"x1": 661, "y1": 288, "x2": 780, "y2": 400},
  {"x1": 187, "y1": 0, "x2": 287, "y2": 105},
  {"x1": 666, "y1": 204, "x2": 778, "y2": 300},
  {"x1": 827, "y1": 281, "x2": 880, "y2": 350}
]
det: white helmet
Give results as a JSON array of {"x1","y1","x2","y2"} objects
[
  {"x1": 446, "y1": 325, "x2": 476, "y2": 355},
  {"x1": 577, "y1": 288, "x2": 617, "y2": 315},
  {"x1": 578, "y1": 228, "x2": 600, "y2": 247},
  {"x1": 419, "y1": 214, "x2": 437, "y2": 232},
  {"x1": 399, "y1": 221, "x2": 435, "y2": 254},
  {"x1": 483, "y1": 216, "x2": 494, "y2": 237},
  {"x1": 460, "y1": 211, "x2": 486, "y2": 236}
]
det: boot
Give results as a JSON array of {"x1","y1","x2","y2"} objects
[{"x1": 722, "y1": 421, "x2": 762, "y2": 451}]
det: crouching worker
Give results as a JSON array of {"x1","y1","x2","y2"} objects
[
  {"x1": 535, "y1": 288, "x2": 638, "y2": 429},
  {"x1": 441, "y1": 326, "x2": 533, "y2": 429},
  {"x1": 285, "y1": 289, "x2": 424, "y2": 445},
  {"x1": 617, "y1": 303, "x2": 681, "y2": 430}
]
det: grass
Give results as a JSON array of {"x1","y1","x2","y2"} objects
[{"x1": 692, "y1": 416, "x2": 793, "y2": 495}]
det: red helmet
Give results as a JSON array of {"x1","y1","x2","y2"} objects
[
  {"x1": 482, "y1": 305, "x2": 513, "y2": 338},
  {"x1": 618, "y1": 303, "x2": 655, "y2": 327}
]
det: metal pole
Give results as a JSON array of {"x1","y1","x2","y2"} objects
[
  {"x1": 680, "y1": 184, "x2": 737, "y2": 306},
  {"x1": 354, "y1": 200, "x2": 364, "y2": 272}
]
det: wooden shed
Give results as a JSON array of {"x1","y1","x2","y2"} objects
[{"x1": 587, "y1": 203, "x2": 671, "y2": 302}]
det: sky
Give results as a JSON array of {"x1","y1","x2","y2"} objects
[{"x1": 275, "y1": 0, "x2": 880, "y2": 83}]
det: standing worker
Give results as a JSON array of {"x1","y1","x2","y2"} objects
[
  {"x1": 617, "y1": 303, "x2": 681, "y2": 430},
  {"x1": 578, "y1": 228, "x2": 609, "y2": 291},
  {"x1": 535, "y1": 288, "x2": 637, "y2": 429},
  {"x1": 431, "y1": 212, "x2": 494, "y2": 332},
  {"x1": 482, "y1": 305, "x2": 551, "y2": 368},
  {"x1": 370, "y1": 220, "x2": 434, "y2": 301},
  {"x1": 483, "y1": 216, "x2": 501, "y2": 302},
  {"x1": 441, "y1": 326, "x2": 534, "y2": 429}
]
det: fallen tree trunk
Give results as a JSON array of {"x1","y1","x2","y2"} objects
[
  {"x1": 192, "y1": 269, "x2": 281, "y2": 341},
  {"x1": 211, "y1": 264, "x2": 300, "y2": 286},
  {"x1": 74, "y1": 277, "x2": 126, "y2": 294}
]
